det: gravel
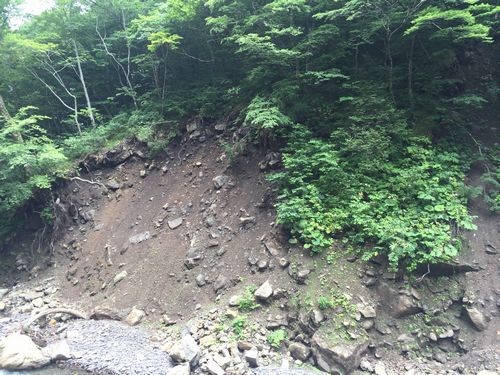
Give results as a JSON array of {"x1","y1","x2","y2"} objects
[{"x1": 64, "y1": 320, "x2": 172, "y2": 375}]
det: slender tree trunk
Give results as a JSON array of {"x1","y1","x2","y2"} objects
[
  {"x1": 0, "y1": 93, "x2": 23, "y2": 142},
  {"x1": 408, "y1": 35, "x2": 415, "y2": 109},
  {"x1": 0, "y1": 93, "x2": 11, "y2": 121},
  {"x1": 73, "y1": 40, "x2": 96, "y2": 128}
]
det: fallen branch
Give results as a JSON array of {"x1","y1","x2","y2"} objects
[
  {"x1": 23, "y1": 308, "x2": 89, "y2": 332},
  {"x1": 70, "y1": 176, "x2": 107, "y2": 189}
]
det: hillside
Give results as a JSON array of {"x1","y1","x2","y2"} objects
[{"x1": 0, "y1": 0, "x2": 499, "y2": 374}]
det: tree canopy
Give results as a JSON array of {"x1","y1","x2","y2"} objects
[{"x1": 0, "y1": 0, "x2": 498, "y2": 269}]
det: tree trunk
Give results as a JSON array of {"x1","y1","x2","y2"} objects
[
  {"x1": 73, "y1": 40, "x2": 96, "y2": 128},
  {"x1": 0, "y1": 93, "x2": 11, "y2": 121},
  {"x1": 0, "y1": 93, "x2": 23, "y2": 142}
]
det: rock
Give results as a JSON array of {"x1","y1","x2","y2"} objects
[
  {"x1": 0, "y1": 333, "x2": 50, "y2": 369},
  {"x1": 432, "y1": 351, "x2": 447, "y2": 364},
  {"x1": 0, "y1": 289, "x2": 8, "y2": 299},
  {"x1": 374, "y1": 361, "x2": 387, "y2": 375},
  {"x1": 377, "y1": 283, "x2": 422, "y2": 318},
  {"x1": 113, "y1": 270, "x2": 128, "y2": 285},
  {"x1": 167, "y1": 363, "x2": 190, "y2": 375},
  {"x1": 259, "y1": 152, "x2": 282, "y2": 171},
  {"x1": 361, "y1": 319, "x2": 374, "y2": 330},
  {"x1": 254, "y1": 280, "x2": 273, "y2": 302},
  {"x1": 278, "y1": 258, "x2": 290, "y2": 268},
  {"x1": 296, "y1": 269, "x2": 310, "y2": 284},
  {"x1": 244, "y1": 347, "x2": 259, "y2": 368},
  {"x1": 162, "y1": 314, "x2": 176, "y2": 326},
  {"x1": 289, "y1": 342, "x2": 311, "y2": 362},
  {"x1": 464, "y1": 306, "x2": 487, "y2": 331},
  {"x1": 214, "y1": 274, "x2": 228, "y2": 293},
  {"x1": 199, "y1": 334, "x2": 217, "y2": 348},
  {"x1": 41, "y1": 340, "x2": 71, "y2": 361},
  {"x1": 168, "y1": 217, "x2": 183, "y2": 230},
  {"x1": 229, "y1": 295, "x2": 241, "y2": 307},
  {"x1": 311, "y1": 309, "x2": 325, "y2": 327},
  {"x1": 213, "y1": 353, "x2": 231, "y2": 370},
  {"x1": 125, "y1": 306, "x2": 145, "y2": 326},
  {"x1": 360, "y1": 359, "x2": 373, "y2": 372},
  {"x1": 240, "y1": 216, "x2": 256, "y2": 229},
  {"x1": 196, "y1": 274, "x2": 206, "y2": 287},
  {"x1": 129, "y1": 231, "x2": 151, "y2": 244},
  {"x1": 169, "y1": 334, "x2": 201, "y2": 367},
  {"x1": 477, "y1": 371, "x2": 498, "y2": 375},
  {"x1": 263, "y1": 240, "x2": 281, "y2": 257},
  {"x1": 213, "y1": 175, "x2": 229, "y2": 190},
  {"x1": 89, "y1": 307, "x2": 123, "y2": 320},
  {"x1": 81, "y1": 209, "x2": 96, "y2": 222},
  {"x1": 106, "y1": 178, "x2": 121, "y2": 191},
  {"x1": 485, "y1": 243, "x2": 497, "y2": 254},
  {"x1": 0, "y1": 301, "x2": 5, "y2": 311},
  {"x1": 186, "y1": 120, "x2": 198, "y2": 133},
  {"x1": 206, "y1": 359, "x2": 225, "y2": 375},
  {"x1": 214, "y1": 121, "x2": 227, "y2": 132},
  {"x1": 32, "y1": 298, "x2": 44, "y2": 308},
  {"x1": 238, "y1": 341, "x2": 254, "y2": 351},
  {"x1": 140, "y1": 170, "x2": 147, "y2": 178},
  {"x1": 311, "y1": 330, "x2": 368, "y2": 374},
  {"x1": 185, "y1": 247, "x2": 203, "y2": 269},
  {"x1": 358, "y1": 305, "x2": 377, "y2": 319}
]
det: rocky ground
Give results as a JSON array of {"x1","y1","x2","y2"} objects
[{"x1": 0, "y1": 119, "x2": 498, "y2": 374}]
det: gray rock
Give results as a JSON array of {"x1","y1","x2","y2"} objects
[
  {"x1": 289, "y1": 342, "x2": 311, "y2": 362},
  {"x1": 169, "y1": 334, "x2": 200, "y2": 367},
  {"x1": 296, "y1": 269, "x2": 310, "y2": 284},
  {"x1": 0, "y1": 301, "x2": 5, "y2": 311},
  {"x1": 0, "y1": 289, "x2": 8, "y2": 299},
  {"x1": 311, "y1": 330, "x2": 368, "y2": 374},
  {"x1": 374, "y1": 361, "x2": 387, "y2": 375},
  {"x1": 106, "y1": 179, "x2": 121, "y2": 191},
  {"x1": 238, "y1": 341, "x2": 254, "y2": 351},
  {"x1": 213, "y1": 175, "x2": 229, "y2": 190},
  {"x1": 214, "y1": 122, "x2": 226, "y2": 132},
  {"x1": 125, "y1": 306, "x2": 145, "y2": 326},
  {"x1": 245, "y1": 347, "x2": 259, "y2": 368},
  {"x1": 214, "y1": 274, "x2": 229, "y2": 293},
  {"x1": 196, "y1": 274, "x2": 206, "y2": 287},
  {"x1": 311, "y1": 309, "x2": 325, "y2": 327},
  {"x1": 113, "y1": 270, "x2": 128, "y2": 285},
  {"x1": 0, "y1": 333, "x2": 50, "y2": 369},
  {"x1": 186, "y1": 121, "x2": 198, "y2": 133},
  {"x1": 358, "y1": 305, "x2": 377, "y2": 319},
  {"x1": 254, "y1": 280, "x2": 273, "y2": 302},
  {"x1": 81, "y1": 209, "x2": 96, "y2": 222},
  {"x1": 168, "y1": 217, "x2": 183, "y2": 230},
  {"x1": 464, "y1": 306, "x2": 487, "y2": 331},
  {"x1": 167, "y1": 363, "x2": 190, "y2": 375},
  {"x1": 206, "y1": 358, "x2": 225, "y2": 375},
  {"x1": 41, "y1": 340, "x2": 71, "y2": 361},
  {"x1": 129, "y1": 231, "x2": 151, "y2": 244}
]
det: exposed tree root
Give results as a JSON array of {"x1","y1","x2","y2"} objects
[{"x1": 23, "y1": 308, "x2": 89, "y2": 332}]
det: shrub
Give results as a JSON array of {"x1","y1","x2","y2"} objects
[
  {"x1": 238, "y1": 285, "x2": 260, "y2": 312},
  {"x1": 267, "y1": 329, "x2": 287, "y2": 349},
  {"x1": 270, "y1": 104, "x2": 475, "y2": 270}
]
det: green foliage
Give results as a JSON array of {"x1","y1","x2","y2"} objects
[
  {"x1": 238, "y1": 285, "x2": 260, "y2": 312},
  {"x1": 0, "y1": 107, "x2": 69, "y2": 239},
  {"x1": 267, "y1": 329, "x2": 286, "y2": 349},
  {"x1": 271, "y1": 95, "x2": 476, "y2": 270},
  {"x1": 317, "y1": 292, "x2": 355, "y2": 313},
  {"x1": 231, "y1": 315, "x2": 248, "y2": 337}
]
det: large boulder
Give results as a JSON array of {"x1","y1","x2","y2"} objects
[
  {"x1": 311, "y1": 331, "x2": 368, "y2": 374},
  {"x1": 254, "y1": 280, "x2": 273, "y2": 302},
  {"x1": 168, "y1": 334, "x2": 201, "y2": 368},
  {"x1": 464, "y1": 306, "x2": 487, "y2": 331},
  {"x1": 0, "y1": 333, "x2": 50, "y2": 370},
  {"x1": 377, "y1": 282, "x2": 422, "y2": 318}
]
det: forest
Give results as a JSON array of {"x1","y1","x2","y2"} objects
[{"x1": 0, "y1": 0, "x2": 498, "y2": 270}]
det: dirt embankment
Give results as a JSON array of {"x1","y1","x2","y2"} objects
[{"x1": 0, "y1": 124, "x2": 499, "y2": 375}]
